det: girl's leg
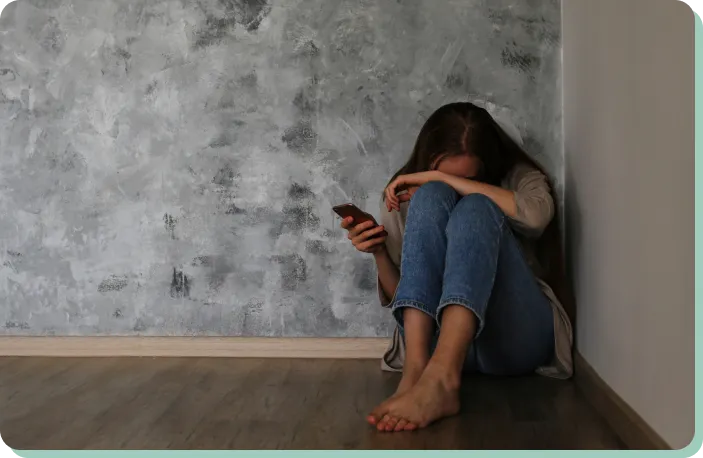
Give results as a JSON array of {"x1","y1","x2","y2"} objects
[
  {"x1": 391, "y1": 181, "x2": 460, "y2": 328},
  {"x1": 367, "y1": 182, "x2": 459, "y2": 427},
  {"x1": 375, "y1": 193, "x2": 554, "y2": 432},
  {"x1": 394, "y1": 309, "x2": 433, "y2": 395},
  {"x1": 440, "y1": 193, "x2": 554, "y2": 376}
]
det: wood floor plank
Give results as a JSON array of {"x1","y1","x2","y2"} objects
[
  {"x1": 122, "y1": 358, "x2": 248, "y2": 449},
  {"x1": 0, "y1": 358, "x2": 83, "y2": 410},
  {"x1": 285, "y1": 360, "x2": 376, "y2": 449},
  {"x1": 0, "y1": 357, "x2": 22, "y2": 372},
  {"x1": 0, "y1": 357, "x2": 68, "y2": 387},
  {"x1": 1, "y1": 358, "x2": 123, "y2": 449},
  {"x1": 0, "y1": 357, "x2": 626, "y2": 450},
  {"x1": 78, "y1": 358, "x2": 206, "y2": 449},
  {"x1": 178, "y1": 359, "x2": 281, "y2": 449},
  {"x1": 0, "y1": 357, "x2": 119, "y2": 421},
  {"x1": 41, "y1": 358, "x2": 182, "y2": 449}
]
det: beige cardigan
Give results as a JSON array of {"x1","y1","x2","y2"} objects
[{"x1": 376, "y1": 162, "x2": 574, "y2": 379}]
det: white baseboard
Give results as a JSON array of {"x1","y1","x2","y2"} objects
[{"x1": 0, "y1": 336, "x2": 390, "y2": 359}]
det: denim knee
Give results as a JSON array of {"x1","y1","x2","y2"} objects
[
  {"x1": 449, "y1": 193, "x2": 505, "y2": 227},
  {"x1": 409, "y1": 181, "x2": 458, "y2": 212}
]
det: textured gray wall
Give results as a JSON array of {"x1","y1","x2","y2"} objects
[{"x1": 0, "y1": 0, "x2": 562, "y2": 336}]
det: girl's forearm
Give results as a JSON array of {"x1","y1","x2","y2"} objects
[
  {"x1": 434, "y1": 172, "x2": 518, "y2": 219},
  {"x1": 374, "y1": 248, "x2": 400, "y2": 302}
]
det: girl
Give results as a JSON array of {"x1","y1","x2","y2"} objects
[{"x1": 341, "y1": 102, "x2": 573, "y2": 433}]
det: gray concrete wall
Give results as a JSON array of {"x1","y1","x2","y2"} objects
[{"x1": 0, "y1": 0, "x2": 562, "y2": 336}]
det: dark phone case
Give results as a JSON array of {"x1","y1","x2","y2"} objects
[
  {"x1": 333, "y1": 204, "x2": 388, "y2": 238},
  {"x1": 332, "y1": 204, "x2": 376, "y2": 224}
]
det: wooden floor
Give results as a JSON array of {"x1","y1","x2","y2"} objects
[{"x1": 0, "y1": 357, "x2": 625, "y2": 450}]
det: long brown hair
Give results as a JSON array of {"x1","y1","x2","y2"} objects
[{"x1": 388, "y1": 102, "x2": 574, "y2": 322}]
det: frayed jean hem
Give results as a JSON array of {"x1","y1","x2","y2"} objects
[{"x1": 391, "y1": 299, "x2": 436, "y2": 330}]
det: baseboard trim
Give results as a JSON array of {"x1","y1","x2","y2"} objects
[
  {"x1": 0, "y1": 336, "x2": 390, "y2": 359},
  {"x1": 573, "y1": 351, "x2": 670, "y2": 450}
]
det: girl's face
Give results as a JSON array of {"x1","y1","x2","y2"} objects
[{"x1": 431, "y1": 154, "x2": 481, "y2": 179}]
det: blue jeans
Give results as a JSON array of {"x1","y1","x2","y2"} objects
[{"x1": 391, "y1": 181, "x2": 554, "y2": 375}]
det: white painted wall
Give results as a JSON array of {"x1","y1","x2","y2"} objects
[{"x1": 563, "y1": 0, "x2": 695, "y2": 449}]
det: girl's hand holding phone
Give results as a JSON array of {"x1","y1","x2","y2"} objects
[{"x1": 340, "y1": 217, "x2": 388, "y2": 254}]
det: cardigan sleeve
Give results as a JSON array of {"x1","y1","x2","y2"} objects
[
  {"x1": 509, "y1": 164, "x2": 555, "y2": 238},
  {"x1": 376, "y1": 197, "x2": 404, "y2": 308}
]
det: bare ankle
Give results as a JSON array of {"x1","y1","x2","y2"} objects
[
  {"x1": 424, "y1": 360, "x2": 462, "y2": 390},
  {"x1": 404, "y1": 353, "x2": 429, "y2": 370},
  {"x1": 403, "y1": 361, "x2": 428, "y2": 379}
]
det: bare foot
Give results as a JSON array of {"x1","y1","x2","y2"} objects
[
  {"x1": 372, "y1": 364, "x2": 461, "y2": 432},
  {"x1": 395, "y1": 365, "x2": 425, "y2": 396},
  {"x1": 366, "y1": 362, "x2": 426, "y2": 426}
]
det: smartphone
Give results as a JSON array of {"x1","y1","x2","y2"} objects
[{"x1": 333, "y1": 203, "x2": 388, "y2": 238}]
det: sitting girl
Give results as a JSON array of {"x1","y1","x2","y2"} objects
[{"x1": 341, "y1": 102, "x2": 573, "y2": 432}]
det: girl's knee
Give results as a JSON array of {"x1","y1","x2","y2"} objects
[
  {"x1": 447, "y1": 194, "x2": 504, "y2": 230},
  {"x1": 405, "y1": 181, "x2": 458, "y2": 218},
  {"x1": 456, "y1": 193, "x2": 498, "y2": 215},
  {"x1": 412, "y1": 181, "x2": 457, "y2": 204}
]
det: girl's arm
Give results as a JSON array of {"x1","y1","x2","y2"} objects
[
  {"x1": 437, "y1": 172, "x2": 519, "y2": 219},
  {"x1": 340, "y1": 216, "x2": 399, "y2": 303},
  {"x1": 385, "y1": 170, "x2": 518, "y2": 218},
  {"x1": 373, "y1": 247, "x2": 400, "y2": 304},
  {"x1": 386, "y1": 167, "x2": 554, "y2": 237},
  {"x1": 438, "y1": 169, "x2": 555, "y2": 238}
]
